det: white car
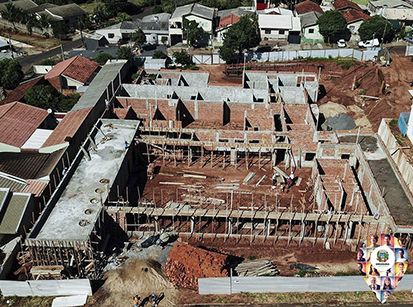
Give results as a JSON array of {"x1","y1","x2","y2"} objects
[
  {"x1": 358, "y1": 38, "x2": 380, "y2": 48},
  {"x1": 337, "y1": 39, "x2": 347, "y2": 48}
]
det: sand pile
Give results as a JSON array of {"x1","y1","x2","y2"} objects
[
  {"x1": 89, "y1": 259, "x2": 176, "y2": 307},
  {"x1": 164, "y1": 242, "x2": 228, "y2": 290}
]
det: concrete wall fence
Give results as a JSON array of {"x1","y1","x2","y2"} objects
[
  {"x1": 198, "y1": 275, "x2": 413, "y2": 295},
  {"x1": 0, "y1": 279, "x2": 92, "y2": 297},
  {"x1": 191, "y1": 48, "x2": 379, "y2": 65}
]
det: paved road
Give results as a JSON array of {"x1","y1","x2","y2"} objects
[
  {"x1": 199, "y1": 275, "x2": 413, "y2": 295},
  {"x1": 17, "y1": 39, "x2": 82, "y2": 72}
]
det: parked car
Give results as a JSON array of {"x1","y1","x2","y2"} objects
[
  {"x1": 337, "y1": 39, "x2": 347, "y2": 48},
  {"x1": 358, "y1": 39, "x2": 380, "y2": 48},
  {"x1": 404, "y1": 36, "x2": 413, "y2": 44}
]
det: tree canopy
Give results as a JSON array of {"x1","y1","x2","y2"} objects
[
  {"x1": 131, "y1": 29, "x2": 147, "y2": 47},
  {"x1": 0, "y1": 59, "x2": 24, "y2": 90},
  {"x1": 359, "y1": 16, "x2": 394, "y2": 42},
  {"x1": 219, "y1": 16, "x2": 260, "y2": 63},
  {"x1": 24, "y1": 85, "x2": 79, "y2": 112},
  {"x1": 117, "y1": 46, "x2": 134, "y2": 60},
  {"x1": 173, "y1": 50, "x2": 193, "y2": 67},
  {"x1": 93, "y1": 52, "x2": 113, "y2": 65},
  {"x1": 183, "y1": 19, "x2": 209, "y2": 48},
  {"x1": 317, "y1": 10, "x2": 350, "y2": 43}
]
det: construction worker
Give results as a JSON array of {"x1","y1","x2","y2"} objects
[
  {"x1": 133, "y1": 295, "x2": 141, "y2": 307},
  {"x1": 287, "y1": 172, "x2": 295, "y2": 188}
]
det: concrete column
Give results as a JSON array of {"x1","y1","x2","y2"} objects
[
  {"x1": 228, "y1": 218, "x2": 232, "y2": 235},
  {"x1": 190, "y1": 217, "x2": 195, "y2": 233},
  {"x1": 230, "y1": 149, "x2": 237, "y2": 165}
]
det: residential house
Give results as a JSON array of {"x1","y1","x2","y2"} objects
[
  {"x1": 95, "y1": 21, "x2": 137, "y2": 45},
  {"x1": 333, "y1": 0, "x2": 370, "y2": 38},
  {"x1": 45, "y1": 56, "x2": 100, "y2": 92},
  {"x1": 341, "y1": 8, "x2": 370, "y2": 38},
  {"x1": 139, "y1": 13, "x2": 171, "y2": 45},
  {"x1": 96, "y1": 13, "x2": 170, "y2": 46},
  {"x1": 169, "y1": 3, "x2": 216, "y2": 46},
  {"x1": 42, "y1": 3, "x2": 85, "y2": 30},
  {"x1": 368, "y1": 0, "x2": 413, "y2": 26},
  {"x1": 84, "y1": 32, "x2": 109, "y2": 51},
  {"x1": 258, "y1": 14, "x2": 301, "y2": 43},
  {"x1": 294, "y1": 0, "x2": 324, "y2": 16},
  {"x1": 0, "y1": 102, "x2": 57, "y2": 153},
  {"x1": 215, "y1": 7, "x2": 253, "y2": 44},
  {"x1": 300, "y1": 11, "x2": 324, "y2": 42}
]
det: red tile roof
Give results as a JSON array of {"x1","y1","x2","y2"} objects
[
  {"x1": 0, "y1": 102, "x2": 49, "y2": 148},
  {"x1": 42, "y1": 107, "x2": 92, "y2": 147},
  {"x1": 1, "y1": 76, "x2": 44, "y2": 105},
  {"x1": 295, "y1": 0, "x2": 323, "y2": 15},
  {"x1": 333, "y1": 0, "x2": 362, "y2": 11},
  {"x1": 341, "y1": 8, "x2": 370, "y2": 23},
  {"x1": 218, "y1": 14, "x2": 241, "y2": 29},
  {"x1": 22, "y1": 180, "x2": 48, "y2": 197},
  {"x1": 45, "y1": 56, "x2": 100, "y2": 84}
]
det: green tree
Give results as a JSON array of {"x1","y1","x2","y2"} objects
[
  {"x1": 359, "y1": 15, "x2": 394, "y2": 42},
  {"x1": 131, "y1": 29, "x2": 146, "y2": 47},
  {"x1": 103, "y1": 0, "x2": 128, "y2": 16},
  {"x1": 50, "y1": 20, "x2": 68, "y2": 39},
  {"x1": 93, "y1": 4, "x2": 111, "y2": 25},
  {"x1": 0, "y1": 59, "x2": 24, "y2": 90},
  {"x1": 2, "y1": 3, "x2": 24, "y2": 30},
  {"x1": 318, "y1": 10, "x2": 350, "y2": 43},
  {"x1": 183, "y1": 19, "x2": 209, "y2": 48},
  {"x1": 153, "y1": 50, "x2": 168, "y2": 59},
  {"x1": 24, "y1": 85, "x2": 80, "y2": 112},
  {"x1": 24, "y1": 85, "x2": 61, "y2": 110},
  {"x1": 219, "y1": 15, "x2": 260, "y2": 63},
  {"x1": 117, "y1": 46, "x2": 134, "y2": 60},
  {"x1": 173, "y1": 50, "x2": 193, "y2": 66},
  {"x1": 93, "y1": 52, "x2": 113, "y2": 65}
]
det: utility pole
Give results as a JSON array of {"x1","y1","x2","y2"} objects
[
  {"x1": 60, "y1": 44, "x2": 65, "y2": 60},
  {"x1": 8, "y1": 33, "x2": 13, "y2": 59}
]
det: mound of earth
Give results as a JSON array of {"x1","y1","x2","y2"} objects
[
  {"x1": 89, "y1": 259, "x2": 176, "y2": 307},
  {"x1": 164, "y1": 242, "x2": 229, "y2": 290}
]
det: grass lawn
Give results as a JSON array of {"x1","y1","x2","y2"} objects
[
  {"x1": 195, "y1": 291, "x2": 413, "y2": 305},
  {"x1": 351, "y1": 0, "x2": 369, "y2": 5},
  {"x1": 0, "y1": 30, "x2": 60, "y2": 49}
]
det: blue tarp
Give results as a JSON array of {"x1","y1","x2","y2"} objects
[{"x1": 398, "y1": 112, "x2": 410, "y2": 136}]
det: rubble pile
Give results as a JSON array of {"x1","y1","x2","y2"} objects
[
  {"x1": 164, "y1": 242, "x2": 228, "y2": 289},
  {"x1": 236, "y1": 259, "x2": 280, "y2": 277}
]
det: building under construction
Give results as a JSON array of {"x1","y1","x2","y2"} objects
[{"x1": 15, "y1": 65, "x2": 413, "y2": 279}]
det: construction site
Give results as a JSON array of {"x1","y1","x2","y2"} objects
[{"x1": 3, "y1": 54, "x2": 413, "y2": 306}]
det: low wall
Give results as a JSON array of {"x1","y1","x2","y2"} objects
[
  {"x1": 190, "y1": 48, "x2": 379, "y2": 65},
  {"x1": 0, "y1": 279, "x2": 91, "y2": 297},
  {"x1": 198, "y1": 275, "x2": 413, "y2": 295},
  {"x1": 378, "y1": 119, "x2": 413, "y2": 195}
]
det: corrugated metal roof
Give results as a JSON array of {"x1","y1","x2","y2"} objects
[
  {"x1": 0, "y1": 175, "x2": 26, "y2": 192},
  {"x1": 0, "y1": 193, "x2": 31, "y2": 234}
]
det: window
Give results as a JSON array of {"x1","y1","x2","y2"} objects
[
  {"x1": 305, "y1": 153, "x2": 316, "y2": 161},
  {"x1": 108, "y1": 33, "x2": 114, "y2": 38},
  {"x1": 279, "y1": 30, "x2": 285, "y2": 35},
  {"x1": 308, "y1": 28, "x2": 314, "y2": 34},
  {"x1": 265, "y1": 29, "x2": 271, "y2": 34}
]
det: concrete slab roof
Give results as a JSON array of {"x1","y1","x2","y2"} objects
[
  {"x1": 0, "y1": 191, "x2": 31, "y2": 235},
  {"x1": 34, "y1": 119, "x2": 140, "y2": 241},
  {"x1": 71, "y1": 60, "x2": 127, "y2": 111}
]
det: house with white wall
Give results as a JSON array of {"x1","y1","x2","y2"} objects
[
  {"x1": 300, "y1": 11, "x2": 324, "y2": 42},
  {"x1": 214, "y1": 7, "x2": 253, "y2": 45},
  {"x1": 96, "y1": 13, "x2": 170, "y2": 45},
  {"x1": 258, "y1": 14, "x2": 301, "y2": 43},
  {"x1": 169, "y1": 3, "x2": 216, "y2": 46},
  {"x1": 368, "y1": 0, "x2": 413, "y2": 26}
]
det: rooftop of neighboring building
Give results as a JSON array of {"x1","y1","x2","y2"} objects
[
  {"x1": 171, "y1": 3, "x2": 215, "y2": 20},
  {"x1": 295, "y1": 0, "x2": 324, "y2": 15},
  {"x1": 333, "y1": 0, "x2": 362, "y2": 11},
  {"x1": 0, "y1": 76, "x2": 44, "y2": 105},
  {"x1": 341, "y1": 8, "x2": 370, "y2": 23},
  {"x1": 45, "y1": 56, "x2": 100, "y2": 85},
  {"x1": 300, "y1": 11, "x2": 323, "y2": 27},
  {"x1": 0, "y1": 0, "x2": 37, "y2": 13},
  {"x1": 0, "y1": 102, "x2": 50, "y2": 148},
  {"x1": 368, "y1": 0, "x2": 413, "y2": 9},
  {"x1": 45, "y1": 3, "x2": 85, "y2": 19}
]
